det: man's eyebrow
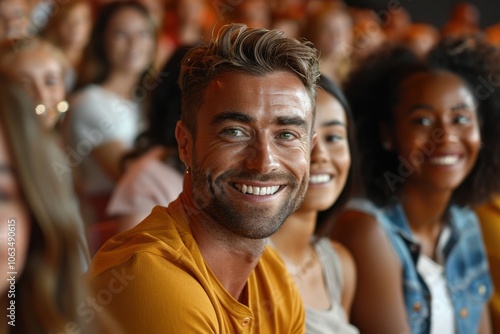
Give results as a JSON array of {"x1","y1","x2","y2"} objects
[
  {"x1": 275, "y1": 115, "x2": 308, "y2": 132},
  {"x1": 210, "y1": 112, "x2": 309, "y2": 132},
  {"x1": 210, "y1": 111, "x2": 256, "y2": 126}
]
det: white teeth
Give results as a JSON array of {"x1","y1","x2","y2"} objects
[
  {"x1": 234, "y1": 184, "x2": 280, "y2": 195},
  {"x1": 309, "y1": 174, "x2": 332, "y2": 184},
  {"x1": 430, "y1": 155, "x2": 460, "y2": 166}
]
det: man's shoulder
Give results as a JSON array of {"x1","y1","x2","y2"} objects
[
  {"x1": 86, "y1": 250, "x2": 221, "y2": 333},
  {"x1": 88, "y1": 199, "x2": 196, "y2": 281}
]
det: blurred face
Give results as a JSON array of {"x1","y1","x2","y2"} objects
[
  {"x1": 0, "y1": 0, "x2": 30, "y2": 40},
  {"x1": 104, "y1": 7, "x2": 155, "y2": 74},
  {"x1": 352, "y1": 10, "x2": 385, "y2": 62},
  {"x1": 391, "y1": 71, "x2": 481, "y2": 193},
  {"x1": 383, "y1": 10, "x2": 411, "y2": 41},
  {"x1": 178, "y1": 71, "x2": 316, "y2": 239},
  {"x1": 236, "y1": 0, "x2": 271, "y2": 29},
  {"x1": 0, "y1": 125, "x2": 30, "y2": 294},
  {"x1": 403, "y1": 25, "x2": 438, "y2": 58},
  {"x1": 178, "y1": 0, "x2": 205, "y2": 26},
  {"x1": 9, "y1": 46, "x2": 66, "y2": 129},
  {"x1": 57, "y1": 2, "x2": 92, "y2": 49},
  {"x1": 138, "y1": 0, "x2": 165, "y2": 28},
  {"x1": 452, "y1": 3, "x2": 479, "y2": 26},
  {"x1": 300, "y1": 89, "x2": 350, "y2": 211},
  {"x1": 316, "y1": 11, "x2": 353, "y2": 59}
]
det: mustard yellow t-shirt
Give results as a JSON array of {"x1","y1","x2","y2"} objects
[
  {"x1": 476, "y1": 195, "x2": 500, "y2": 332},
  {"x1": 88, "y1": 198, "x2": 305, "y2": 334}
]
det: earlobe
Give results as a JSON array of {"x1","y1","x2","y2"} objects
[
  {"x1": 175, "y1": 120, "x2": 192, "y2": 167},
  {"x1": 311, "y1": 132, "x2": 318, "y2": 151}
]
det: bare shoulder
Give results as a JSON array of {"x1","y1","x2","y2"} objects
[
  {"x1": 330, "y1": 209, "x2": 409, "y2": 333},
  {"x1": 329, "y1": 241, "x2": 355, "y2": 273},
  {"x1": 329, "y1": 240, "x2": 357, "y2": 315},
  {"x1": 330, "y1": 209, "x2": 399, "y2": 271},
  {"x1": 331, "y1": 210, "x2": 390, "y2": 252}
]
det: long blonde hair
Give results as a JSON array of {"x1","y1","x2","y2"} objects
[{"x1": 0, "y1": 73, "x2": 91, "y2": 333}]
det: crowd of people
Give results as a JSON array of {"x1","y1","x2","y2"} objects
[{"x1": 0, "y1": 0, "x2": 500, "y2": 333}]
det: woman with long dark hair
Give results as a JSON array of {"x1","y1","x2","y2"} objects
[{"x1": 67, "y1": 1, "x2": 157, "y2": 223}]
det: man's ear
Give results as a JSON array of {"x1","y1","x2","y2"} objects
[
  {"x1": 311, "y1": 131, "x2": 318, "y2": 152},
  {"x1": 176, "y1": 120, "x2": 193, "y2": 168}
]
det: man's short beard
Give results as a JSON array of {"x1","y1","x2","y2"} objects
[{"x1": 190, "y1": 158, "x2": 309, "y2": 239}]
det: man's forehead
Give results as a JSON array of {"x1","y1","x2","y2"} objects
[{"x1": 204, "y1": 72, "x2": 313, "y2": 111}]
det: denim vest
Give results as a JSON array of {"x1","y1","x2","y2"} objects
[{"x1": 347, "y1": 198, "x2": 492, "y2": 334}]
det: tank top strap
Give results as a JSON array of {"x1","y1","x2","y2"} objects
[{"x1": 314, "y1": 237, "x2": 343, "y2": 305}]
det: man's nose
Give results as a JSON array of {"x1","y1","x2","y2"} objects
[{"x1": 245, "y1": 137, "x2": 280, "y2": 173}]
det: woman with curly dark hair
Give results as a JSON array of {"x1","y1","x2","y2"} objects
[{"x1": 331, "y1": 36, "x2": 500, "y2": 334}]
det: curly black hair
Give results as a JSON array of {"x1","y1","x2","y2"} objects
[
  {"x1": 345, "y1": 35, "x2": 500, "y2": 207},
  {"x1": 429, "y1": 36, "x2": 500, "y2": 206}
]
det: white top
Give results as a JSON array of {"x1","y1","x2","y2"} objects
[
  {"x1": 416, "y1": 227, "x2": 455, "y2": 334},
  {"x1": 305, "y1": 238, "x2": 359, "y2": 334},
  {"x1": 269, "y1": 238, "x2": 359, "y2": 334},
  {"x1": 68, "y1": 84, "x2": 145, "y2": 195}
]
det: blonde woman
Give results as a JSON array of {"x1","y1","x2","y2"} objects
[
  {"x1": 0, "y1": 37, "x2": 70, "y2": 132},
  {"x1": 0, "y1": 74, "x2": 91, "y2": 333}
]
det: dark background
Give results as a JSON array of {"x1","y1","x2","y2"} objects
[{"x1": 344, "y1": 0, "x2": 498, "y2": 29}]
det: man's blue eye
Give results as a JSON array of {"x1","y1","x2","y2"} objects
[
  {"x1": 279, "y1": 132, "x2": 295, "y2": 140},
  {"x1": 223, "y1": 129, "x2": 244, "y2": 137}
]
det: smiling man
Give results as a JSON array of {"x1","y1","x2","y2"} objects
[{"x1": 88, "y1": 24, "x2": 320, "y2": 333}]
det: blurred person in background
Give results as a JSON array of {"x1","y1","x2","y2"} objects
[
  {"x1": 227, "y1": 0, "x2": 271, "y2": 29},
  {"x1": 0, "y1": 37, "x2": 70, "y2": 134},
  {"x1": 402, "y1": 23, "x2": 440, "y2": 58},
  {"x1": 271, "y1": 12, "x2": 302, "y2": 39},
  {"x1": 333, "y1": 36, "x2": 500, "y2": 334},
  {"x1": 42, "y1": 0, "x2": 92, "y2": 82},
  {"x1": 381, "y1": 6, "x2": 411, "y2": 43},
  {"x1": 0, "y1": 0, "x2": 31, "y2": 41},
  {"x1": 441, "y1": 1, "x2": 480, "y2": 37},
  {"x1": 170, "y1": 0, "x2": 215, "y2": 46},
  {"x1": 475, "y1": 195, "x2": 500, "y2": 332},
  {"x1": 68, "y1": 1, "x2": 156, "y2": 224},
  {"x1": 484, "y1": 23, "x2": 500, "y2": 46},
  {"x1": 0, "y1": 73, "x2": 93, "y2": 334},
  {"x1": 95, "y1": 46, "x2": 190, "y2": 251},
  {"x1": 348, "y1": 7, "x2": 385, "y2": 73},
  {"x1": 137, "y1": 0, "x2": 176, "y2": 70},
  {"x1": 302, "y1": 1, "x2": 353, "y2": 85}
]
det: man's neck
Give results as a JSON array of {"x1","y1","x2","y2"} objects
[{"x1": 180, "y1": 193, "x2": 267, "y2": 303}]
